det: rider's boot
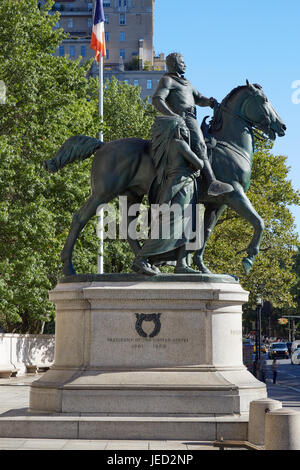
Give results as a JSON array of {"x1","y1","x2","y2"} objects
[{"x1": 202, "y1": 158, "x2": 234, "y2": 197}]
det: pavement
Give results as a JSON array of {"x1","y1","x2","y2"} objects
[{"x1": 0, "y1": 372, "x2": 299, "y2": 451}]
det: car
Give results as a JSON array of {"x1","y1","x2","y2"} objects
[
  {"x1": 268, "y1": 342, "x2": 289, "y2": 359},
  {"x1": 291, "y1": 349, "x2": 300, "y2": 365}
]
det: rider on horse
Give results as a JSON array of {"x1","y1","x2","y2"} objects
[{"x1": 152, "y1": 52, "x2": 233, "y2": 198}]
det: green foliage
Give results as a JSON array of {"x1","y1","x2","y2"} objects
[
  {"x1": 0, "y1": 0, "x2": 155, "y2": 332},
  {"x1": 124, "y1": 56, "x2": 139, "y2": 71},
  {"x1": 102, "y1": 76, "x2": 156, "y2": 141},
  {"x1": 203, "y1": 138, "x2": 299, "y2": 310}
]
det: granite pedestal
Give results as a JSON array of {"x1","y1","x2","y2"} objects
[{"x1": 29, "y1": 274, "x2": 266, "y2": 439}]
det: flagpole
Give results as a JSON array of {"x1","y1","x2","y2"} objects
[
  {"x1": 97, "y1": 55, "x2": 104, "y2": 274},
  {"x1": 91, "y1": 0, "x2": 106, "y2": 274}
]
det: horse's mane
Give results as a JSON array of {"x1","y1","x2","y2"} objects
[{"x1": 210, "y1": 83, "x2": 262, "y2": 132}]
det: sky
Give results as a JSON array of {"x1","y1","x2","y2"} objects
[{"x1": 153, "y1": 0, "x2": 300, "y2": 236}]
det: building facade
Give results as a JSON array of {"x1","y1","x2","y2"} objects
[{"x1": 50, "y1": 0, "x2": 165, "y2": 99}]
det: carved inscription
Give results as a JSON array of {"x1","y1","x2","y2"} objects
[
  {"x1": 106, "y1": 337, "x2": 189, "y2": 350},
  {"x1": 105, "y1": 313, "x2": 189, "y2": 349}
]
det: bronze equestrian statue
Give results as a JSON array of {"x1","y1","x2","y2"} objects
[{"x1": 44, "y1": 55, "x2": 286, "y2": 278}]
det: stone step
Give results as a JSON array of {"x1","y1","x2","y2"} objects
[{"x1": 0, "y1": 414, "x2": 248, "y2": 441}]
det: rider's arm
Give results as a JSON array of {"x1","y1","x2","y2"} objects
[
  {"x1": 193, "y1": 88, "x2": 216, "y2": 108},
  {"x1": 176, "y1": 140, "x2": 204, "y2": 170},
  {"x1": 152, "y1": 77, "x2": 177, "y2": 116}
]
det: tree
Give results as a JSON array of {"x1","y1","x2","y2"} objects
[
  {"x1": 202, "y1": 137, "x2": 299, "y2": 310},
  {"x1": 0, "y1": 0, "x2": 155, "y2": 333},
  {"x1": 292, "y1": 247, "x2": 300, "y2": 308}
]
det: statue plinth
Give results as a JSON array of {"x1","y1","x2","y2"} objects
[
  {"x1": 30, "y1": 275, "x2": 266, "y2": 438},
  {"x1": 30, "y1": 275, "x2": 266, "y2": 416}
]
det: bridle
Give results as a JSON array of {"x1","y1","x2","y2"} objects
[{"x1": 220, "y1": 88, "x2": 271, "y2": 141}]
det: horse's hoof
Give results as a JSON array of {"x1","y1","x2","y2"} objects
[
  {"x1": 132, "y1": 258, "x2": 157, "y2": 276},
  {"x1": 151, "y1": 264, "x2": 161, "y2": 274},
  {"x1": 242, "y1": 257, "x2": 253, "y2": 275},
  {"x1": 193, "y1": 257, "x2": 212, "y2": 274}
]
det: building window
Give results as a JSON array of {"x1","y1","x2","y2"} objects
[
  {"x1": 120, "y1": 31, "x2": 125, "y2": 42},
  {"x1": 81, "y1": 46, "x2": 86, "y2": 57},
  {"x1": 67, "y1": 18, "x2": 73, "y2": 29},
  {"x1": 106, "y1": 49, "x2": 109, "y2": 59},
  {"x1": 133, "y1": 79, "x2": 139, "y2": 86},
  {"x1": 59, "y1": 45, "x2": 64, "y2": 56},
  {"x1": 124, "y1": 80, "x2": 129, "y2": 85},
  {"x1": 105, "y1": 15, "x2": 109, "y2": 24},
  {"x1": 120, "y1": 49, "x2": 125, "y2": 59},
  {"x1": 88, "y1": 18, "x2": 93, "y2": 28},
  {"x1": 119, "y1": 13, "x2": 126, "y2": 25},
  {"x1": 54, "y1": 21, "x2": 60, "y2": 29},
  {"x1": 87, "y1": 2, "x2": 93, "y2": 11},
  {"x1": 147, "y1": 80, "x2": 152, "y2": 89},
  {"x1": 105, "y1": 31, "x2": 109, "y2": 42},
  {"x1": 70, "y1": 45, "x2": 75, "y2": 57},
  {"x1": 103, "y1": 1, "x2": 111, "y2": 6}
]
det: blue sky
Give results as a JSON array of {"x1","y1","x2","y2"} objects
[{"x1": 153, "y1": 0, "x2": 300, "y2": 236}]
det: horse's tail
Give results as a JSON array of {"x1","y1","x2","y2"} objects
[{"x1": 43, "y1": 135, "x2": 105, "y2": 173}]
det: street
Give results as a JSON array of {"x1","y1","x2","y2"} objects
[{"x1": 263, "y1": 356, "x2": 300, "y2": 411}]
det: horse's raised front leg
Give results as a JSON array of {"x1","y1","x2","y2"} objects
[
  {"x1": 61, "y1": 195, "x2": 101, "y2": 276},
  {"x1": 226, "y1": 186, "x2": 265, "y2": 274},
  {"x1": 193, "y1": 203, "x2": 226, "y2": 273}
]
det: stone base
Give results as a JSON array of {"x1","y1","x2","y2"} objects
[
  {"x1": 29, "y1": 275, "x2": 266, "y2": 438},
  {"x1": 0, "y1": 414, "x2": 249, "y2": 441},
  {"x1": 30, "y1": 366, "x2": 265, "y2": 417}
]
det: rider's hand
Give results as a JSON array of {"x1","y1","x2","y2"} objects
[{"x1": 209, "y1": 97, "x2": 218, "y2": 109}]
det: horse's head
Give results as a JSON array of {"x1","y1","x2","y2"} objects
[
  {"x1": 241, "y1": 80, "x2": 286, "y2": 140},
  {"x1": 212, "y1": 81, "x2": 286, "y2": 141}
]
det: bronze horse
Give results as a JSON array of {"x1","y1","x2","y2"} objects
[{"x1": 44, "y1": 81, "x2": 286, "y2": 276}]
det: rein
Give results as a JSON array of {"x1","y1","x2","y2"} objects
[
  {"x1": 208, "y1": 86, "x2": 273, "y2": 165},
  {"x1": 221, "y1": 104, "x2": 267, "y2": 141}
]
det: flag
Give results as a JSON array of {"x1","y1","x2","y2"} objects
[{"x1": 90, "y1": 0, "x2": 106, "y2": 62}]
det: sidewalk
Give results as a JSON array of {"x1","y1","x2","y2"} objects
[{"x1": 0, "y1": 374, "x2": 217, "y2": 451}]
